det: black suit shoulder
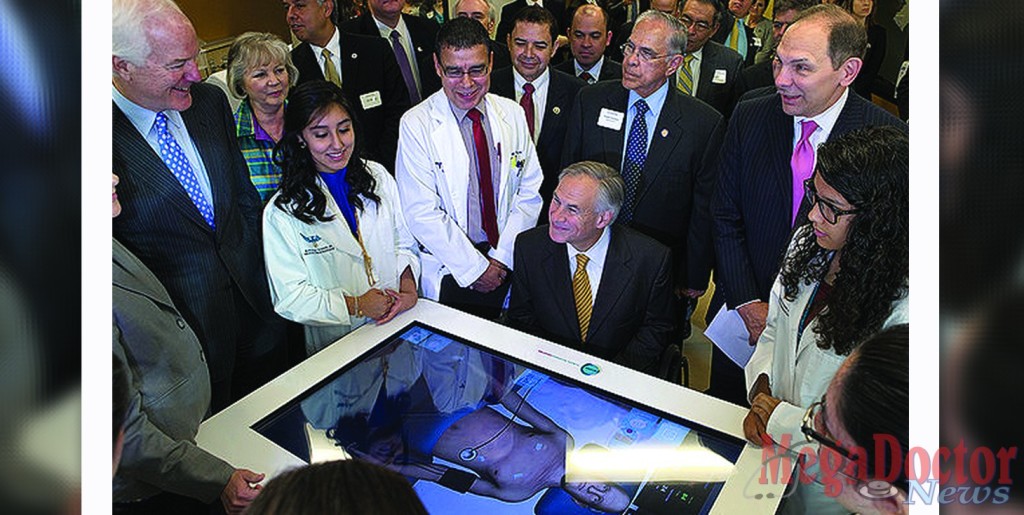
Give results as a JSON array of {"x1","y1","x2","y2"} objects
[
  {"x1": 489, "y1": 66, "x2": 516, "y2": 98},
  {"x1": 291, "y1": 42, "x2": 322, "y2": 84}
]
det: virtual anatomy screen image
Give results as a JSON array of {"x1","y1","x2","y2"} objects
[{"x1": 253, "y1": 323, "x2": 743, "y2": 514}]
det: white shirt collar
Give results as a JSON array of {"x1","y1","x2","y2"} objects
[
  {"x1": 576, "y1": 56, "x2": 604, "y2": 76},
  {"x1": 567, "y1": 223, "x2": 611, "y2": 264},
  {"x1": 373, "y1": 14, "x2": 409, "y2": 39},
  {"x1": 112, "y1": 84, "x2": 185, "y2": 136},
  {"x1": 513, "y1": 66, "x2": 550, "y2": 92},
  {"x1": 628, "y1": 80, "x2": 670, "y2": 116},
  {"x1": 794, "y1": 87, "x2": 849, "y2": 137},
  {"x1": 310, "y1": 27, "x2": 341, "y2": 60}
]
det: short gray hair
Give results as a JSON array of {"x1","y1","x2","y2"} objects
[
  {"x1": 635, "y1": 10, "x2": 687, "y2": 55},
  {"x1": 454, "y1": 0, "x2": 498, "y2": 27},
  {"x1": 112, "y1": 0, "x2": 187, "y2": 65},
  {"x1": 226, "y1": 32, "x2": 299, "y2": 99},
  {"x1": 558, "y1": 161, "x2": 625, "y2": 223}
]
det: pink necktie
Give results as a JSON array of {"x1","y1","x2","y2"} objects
[{"x1": 791, "y1": 119, "x2": 818, "y2": 226}]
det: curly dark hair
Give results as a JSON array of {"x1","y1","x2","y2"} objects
[
  {"x1": 779, "y1": 125, "x2": 908, "y2": 355},
  {"x1": 273, "y1": 80, "x2": 379, "y2": 224}
]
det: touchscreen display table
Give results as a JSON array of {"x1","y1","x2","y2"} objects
[{"x1": 197, "y1": 300, "x2": 786, "y2": 514}]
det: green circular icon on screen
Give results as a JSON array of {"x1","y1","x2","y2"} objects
[{"x1": 580, "y1": 363, "x2": 601, "y2": 376}]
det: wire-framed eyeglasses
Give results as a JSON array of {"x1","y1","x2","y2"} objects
[{"x1": 620, "y1": 41, "x2": 678, "y2": 63}]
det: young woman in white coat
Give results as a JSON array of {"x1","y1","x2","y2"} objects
[
  {"x1": 742, "y1": 126, "x2": 909, "y2": 514},
  {"x1": 264, "y1": 81, "x2": 419, "y2": 356}
]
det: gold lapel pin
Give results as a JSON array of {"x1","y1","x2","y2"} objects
[
  {"x1": 661, "y1": 128, "x2": 669, "y2": 138},
  {"x1": 552, "y1": 106, "x2": 561, "y2": 115},
  {"x1": 351, "y1": 53, "x2": 358, "y2": 59}
]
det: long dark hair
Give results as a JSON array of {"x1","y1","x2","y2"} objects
[
  {"x1": 779, "y1": 126, "x2": 908, "y2": 355},
  {"x1": 833, "y1": 324, "x2": 908, "y2": 493},
  {"x1": 273, "y1": 80, "x2": 379, "y2": 224}
]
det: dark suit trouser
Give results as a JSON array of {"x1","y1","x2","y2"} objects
[
  {"x1": 113, "y1": 492, "x2": 210, "y2": 515},
  {"x1": 438, "y1": 275, "x2": 511, "y2": 321},
  {"x1": 207, "y1": 286, "x2": 288, "y2": 413},
  {"x1": 707, "y1": 345, "x2": 750, "y2": 406}
]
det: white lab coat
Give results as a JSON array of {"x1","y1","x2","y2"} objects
[
  {"x1": 263, "y1": 160, "x2": 420, "y2": 355},
  {"x1": 395, "y1": 90, "x2": 543, "y2": 300},
  {"x1": 744, "y1": 226, "x2": 909, "y2": 514}
]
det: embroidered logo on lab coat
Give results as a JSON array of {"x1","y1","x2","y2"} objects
[{"x1": 300, "y1": 232, "x2": 335, "y2": 255}]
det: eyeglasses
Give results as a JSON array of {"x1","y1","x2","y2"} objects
[
  {"x1": 440, "y1": 63, "x2": 489, "y2": 79},
  {"x1": 802, "y1": 398, "x2": 869, "y2": 486},
  {"x1": 620, "y1": 41, "x2": 678, "y2": 63},
  {"x1": 801, "y1": 398, "x2": 853, "y2": 460},
  {"x1": 804, "y1": 178, "x2": 858, "y2": 225},
  {"x1": 679, "y1": 15, "x2": 713, "y2": 33}
]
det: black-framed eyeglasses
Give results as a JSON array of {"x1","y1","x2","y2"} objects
[
  {"x1": 679, "y1": 14, "x2": 713, "y2": 32},
  {"x1": 804, "y1": 178, "x2": 858, "y2": 225},
  {"x1": 440, "y1": 63, "x2": 490, "y2": 79},
  {"x1": 801, "y1": 398, "x2": 853, "y2": 460},
  {"x1": 620, "y1": 41, "x2": 678, "y2": 63}
]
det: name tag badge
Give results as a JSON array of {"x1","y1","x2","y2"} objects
[
  {"x1": 360, "y1": 91, "x2": 383, "y2": 110},
  {"x1": 712, "y1": 69, "x2": 728, "y2": 84},
  {"x1": 753, "y1": 36, "x2": 763, "y2": 47},
  {"x1": 597, "y1": 108, "x2": 625, "y2": 131}
]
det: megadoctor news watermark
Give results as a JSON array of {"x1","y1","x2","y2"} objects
[{"x1": 754, "y1": 434, "x2": 1018, "y2": 505}]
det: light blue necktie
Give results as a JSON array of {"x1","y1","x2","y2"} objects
[
  {"x1": 620, "y1": 99, "x2": 649, "y2": 223},
  {"x1": 153, "y1": 111, "x2": 215, "y2": 229}
]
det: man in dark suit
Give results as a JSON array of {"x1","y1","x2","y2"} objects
[
  {"x1": 711, "y1": 0, "x2": 763, "y2": 66},
  {"x1": 508, "y1": 162, "x2": 674, "y2": 375},
  {"x1": 454, "y1": 0, "x2": 513, "y2": 70},
  {"x1": 709, "y1": 4, "x2": 907, "y2": 404},
  {"x1": 339, "y1": 0, "x2": 441, "y2": 102},
  {"x1": 608, "y1": 0, "x2": 677, "y2": 62},
  {"x1": 676, "y1": 0, "x2": 743, "y2": 117},
  {"x1": 563, "y1": 10, "x2": 725, "y2": 341},
  {"x1": 495, "y1": 0, "x2": 566, "y2": 44},
  {"x1": 491, "y1": 6, "x2": 586, "y2": 219},
  {"x1": 554, "y1": 4, "x2": 622, "y2": 84},
  {"x1": 112, "y1": 0, "x2": 286, "y2": 412},
  {"x1": 285, "y1": 0, "x2": 410, "y2": 171}
]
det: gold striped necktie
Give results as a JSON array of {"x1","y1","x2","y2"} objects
[
  {"x1": 676, "y1": 54, "x2": 695, "y2": 95},
  {"x1": 321, "y1": 48, "x2": 342, "y2": 87},
  {"x1": 573, "y1": 253, "x2": 592, "y2": 342}
]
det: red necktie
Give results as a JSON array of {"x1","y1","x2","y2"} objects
[
  {"x1": 467, "y1": 108, "x2": 500, "y2": 247},
  {"x1": 521, "y1": 83, "x2": 536, "y2": 137},
  {"x1": 579, "y1": 71, "x2": 594, "y2": 83}
]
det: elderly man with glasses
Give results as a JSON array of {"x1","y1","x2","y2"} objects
[{"x1": 562, "y1": 10, "x2": 725, "y2": 345}]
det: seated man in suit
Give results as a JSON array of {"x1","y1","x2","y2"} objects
[
  {"x1": 710, "y1": 4, "x2": 906, "y2": 405},
  {"x1": 339, "y1": 0, "x2": 442, "y2": 103},
  {"x1": 554, "y1": 4, "x2": 622, "y2": 84},
  {"x1": 396, "y1": 18, "x2": 543, "y2": 320},
  {"x1": 454, "y1": 0, "x2": 513, "y2": 70},
  {"x1": 491, "y1": 6, "x2": 586, "y2": 220},
  {"x1": 284, "y1": 0, "x2": 410, "y2": 171},
  {"x1": 675, "y1": 0, "x2": 744, "y2": 118},
  {"x1": 508, "y1": 161, "x2": 674, "y2": 375},
  {"x1": 563, "y1": 10, "x2": 725, "y2": 342}
]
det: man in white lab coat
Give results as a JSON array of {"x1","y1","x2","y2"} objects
[{"x1": 396, "y1": 17, "x2": 543, "y2": 319}]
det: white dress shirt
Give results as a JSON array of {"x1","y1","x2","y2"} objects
[
  {"x1": 512, "y1": 67, "x2": 550, "y2": 142},
  {"x1": 309, "y1": 28, "x2": 343, "y2": 81},
  {"x1": 374, "y1": 15, "x2": 423, "y2": 94}
]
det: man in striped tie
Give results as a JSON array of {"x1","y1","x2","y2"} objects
[{"x1": 508, "y1": 161, "x2": 674, "y2": 376}]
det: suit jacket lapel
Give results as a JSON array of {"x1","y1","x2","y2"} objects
[
  {"x1": 602, "y1": 86, "x2": 630, "y2": 161},
  {"x1": 540, "y1": 72, "x2": 570, "y2": 140},
  {"x1": 829, "y1": 91, "x2": 866, "y2": 139},
  {"x1": 634, "y1": 89, "x2": 683, "y2": 206},
  {"x1": 112, "y1": 103, "x2": 211, "y2": 231},
  {"x1": 768, "y1": 96, "x2": 795, "y2": 221},
  {"x1": 540, "y1": 240, "x2": 579, "y2": 341},
  {"x1": 112, "y1": 238, "x2": 178, "y2": 311},
  {"x1": 589, "y1": 227, "x2": 630, "y2": 337},
  {"x1": 180, "y1": 102, "x2": 226, "y2": 236}
]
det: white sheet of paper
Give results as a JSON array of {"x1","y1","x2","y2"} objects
[{"x1": 705, "y1": 304, "x2": 756, "y2": 368}]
